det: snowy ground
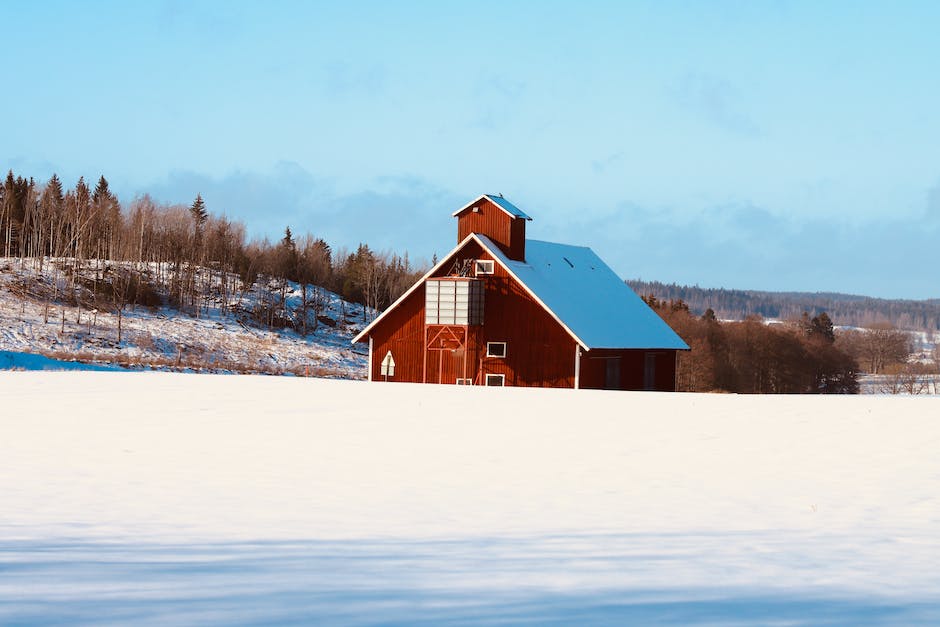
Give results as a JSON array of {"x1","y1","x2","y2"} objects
[
  {"x1": 2, "y1": 372, "x2": 940, "y2": 624},
  {"x1": 0, "y1": 258, "x2": 367, "y2": 377}
]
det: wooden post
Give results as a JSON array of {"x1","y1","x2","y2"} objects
[
  {"x1": 675, "y1": 350, "x2": 680, "y2": 393},
  {"x1": 422, "y1": 327, "x2": 428, "y2": 384},
  {"x1": 574, "y1": 345, "x2": 581, "y2": 390},
  {"x1": 462, "y1": 327, "x2": 468, "y2": 383}
]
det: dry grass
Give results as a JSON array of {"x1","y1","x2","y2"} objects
[{"x1": 39, "y1": 348, "x2": 349, "y2": 378}]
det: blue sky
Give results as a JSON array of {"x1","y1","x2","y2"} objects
[{"x1": 3, "y1": 1, "x2": 939, "y2": 299}]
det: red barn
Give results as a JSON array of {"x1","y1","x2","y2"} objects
[{"x1": 352, "y1": 194, "x2": 688, "y2": 390}]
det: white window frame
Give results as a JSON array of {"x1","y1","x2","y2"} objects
[
  {"x1": 455, "y1": 378, "x2": 472, "y2": 386},
  {"x1": 485, "y1": 374, "x2": 505, "y2": 387},
  {"x1": 474, "y1": 259, "x2": 495, "y2": 276},
  {"x1": 486, "y1": 341, "x2": 507, "y2": 358}
]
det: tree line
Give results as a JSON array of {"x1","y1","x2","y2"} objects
[
  {"x1": 629, "y1": 280, "x2": 940, "y2": 333},
  {"x1": 644, "y1": 296, "x2": 860, "y2": 393},
  {"x1": 1, "y1": 170, "x2": 424, "y2": 332}
]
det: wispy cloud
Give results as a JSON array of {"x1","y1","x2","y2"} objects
[
  {"x1": 927, "y1": 179, "x2": 940, "y2": 223},
  {"x1": 541, "y1": 198, "x2": 938, "y2": 299},
  {"x1": 671, "y1": 72, "x2": 760, "y2": 136},
  {"x1": 137, "y1": 165, "x2": 940, "y2": 299},
  {"x1": 591, "y1": 152, "x2": 624, "y2": 175},
  {"x1": 468, "y1": 74, "x2": 526, "y2": 130},
  {"x1": 321, "y1": 61, "x2": 387, "y2": 96},
  {"x1": 142, "y1": 163, "x2": 458, "y2": 262}
]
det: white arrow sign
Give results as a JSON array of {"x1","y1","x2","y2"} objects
[{"x1": 381, "y1": 351, "x2": 395, "y2": 378}]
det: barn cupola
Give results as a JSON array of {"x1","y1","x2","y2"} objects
[{"x1": 453, "y1": 194, "x2": 532, "y2": 261}]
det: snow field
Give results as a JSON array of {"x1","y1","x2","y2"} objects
[{"x1": 2, "y1": 372, "x2": 939, "y2": 623}]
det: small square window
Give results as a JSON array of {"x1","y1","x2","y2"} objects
[
  {"x1": 474, "y1": 260, "x2": 494, "y2": 275},
  {"x1": 456, "y1": 378, "x2": 472, "y2": 386},
  {"x1": 486, "y1": 342, "x2": 507, "y2": 358},
  {"x1": 485, "y1": 374, "x2": 505, "y2": 387}
]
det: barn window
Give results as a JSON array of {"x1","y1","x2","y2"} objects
[
  {"x1": 474, "y1": 260, "x2": 494, "y2": 275},
  {"x1": 456, "y1": 378, "x2": 472, "y2": 385},
  {"x1": 485, "y1": 374, "x2": 505, "y2": 386},
  {"x1": 486, "y1": 342, "x2": 507, "y2": 358},
  {"x1": 425, "y1": 279, "x2": 484, "y2": 325}
]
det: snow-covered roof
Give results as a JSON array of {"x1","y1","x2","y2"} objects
[
  {"x1": 477, "y1": 235, "x2": 689, "y2": 350},
  {"x1": 451, "y1": 194, "x2": 532, "y2": 220},
  {"x1": 353, "y1": 232, "x2": 688, "y2": 351}
]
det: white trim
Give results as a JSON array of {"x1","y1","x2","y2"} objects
[
  {"x1": 351, "y1": 233, "x2": 478, "y2": 344},
  {"x1": 451, "y1": 194, "x2": 532, "y2": 220},
  {"x1": 352, "y1": 232, "x2": 593, "y2": 351},
  {"x1": 368, "y1": 336, "x2": 373, "y2": 382},
  {"x1": 472, "y1": 234, "x2": 591, "y2": 350},
  {"x1": 486, "y1": 341, "x2": 507, "y2": 358},
  {"x1": 485, "y1": 373, "x2": 505, "y2": 387}
]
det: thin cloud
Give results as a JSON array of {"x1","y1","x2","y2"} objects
[
  {"x1": 547, "y1": 200, "x2": 938, "y2": 299},
  {"x1": 927, "y1": 179, "x2": 940, "y2": 223},
  {"x1": 671, "y1": 72, "x2": 760, "y2": 136},
  {"x1": 142, "y1": 163, "x2": 457, "y2": 262}
]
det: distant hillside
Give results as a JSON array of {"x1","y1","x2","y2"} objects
[
  {"x1": 627, "y1": 280, "x2": 940, "y2": 332},
  {"x1": 1, "y1": 258, "x2": 368, "y2": 376}
]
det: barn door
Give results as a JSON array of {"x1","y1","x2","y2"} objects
[
  {"x1": 644, "y1": 353, "x2": 656, "y2": 390},
  {"x1": 605, "y1": 357, "x2": 621, "y2": 389}
]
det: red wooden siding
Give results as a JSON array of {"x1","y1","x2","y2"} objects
[
  {"x1": 369, "y1": 240, "x2": 574, "y2": 386},
  {"x1": 456, "y1": 198, "x2": 526, "y2": 261},
  {"x1": 366, "y1": 237, "x2": 679, "y2": 390},
  {"x1": 578, "y1": 349, "x2": 678, "y2": 392},
  {"x1": 368, "y1": 281, "x2": 426, "y2": 383}
]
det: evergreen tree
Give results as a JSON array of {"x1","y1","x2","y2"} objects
[
  {"x1": 811, "y1": 312, "x2": 836, "y2": 343},
  {"x1": 45, "y1": 174, "x2": 64, "y2": 204},
  {"x1": 92, "y1": 176, "x2": 111, "y2": 206},
  {"x1": 190, "y1": 194, "x2": 208, "y2": 228},
  {"x1": 190, "y1": 194, "x2": 207, "y2": 227}
]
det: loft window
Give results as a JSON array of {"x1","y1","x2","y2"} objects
[
  {"x1": 474, "y1": 260, "x2": 494, "y2": 275},
  {"x1": 456, "y1": 378, "x2": 472, "y2": 386},
  {"x1": 425, "y1": 279, "x2": 484, "y2": 325},
  {"x1": 486, "y1": 342, "x2": 507, "y2": 358},
  {"x1": 485, "y1": 374, "x2": 505, "y2": 387}
]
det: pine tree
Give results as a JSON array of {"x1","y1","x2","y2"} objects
[
  {"x1": 187, "y1": 194, "x2": 209, "y2": 315},
  {"x1": 92, "y1": 176, "x2": 111, "y2": 206},
  {"x1": 190, "y1": 194, "x2": 208, "y2": 228},
  {"x1": 811, "y1": 312, "x2": 835, "y2": 343}
]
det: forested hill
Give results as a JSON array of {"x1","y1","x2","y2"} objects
[{"x1": 627, "y1": 280, "x2": 940, "y2": 332}]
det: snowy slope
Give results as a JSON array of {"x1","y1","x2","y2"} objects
[
  {"x1": 0, "y1": 258, "x2": 368, "y2": 377},
  {"x1": 2, "y1": 372, "x2": 939, "y2": 624}
]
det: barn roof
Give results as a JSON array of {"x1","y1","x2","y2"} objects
[
  {"x1": 352, "y1": 232, "x2": 688, "y2": 351},
  {"x1": 477, "y1": 234, "x2": 689, "y2": 350},
  {"x1": 451, "y1": 194, "x2": 532, "y2": 220}
]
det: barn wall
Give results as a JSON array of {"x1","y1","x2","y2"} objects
[
  {"x1": 369, "y1": 282, "x2": 426, "y2": 383},
  {"x1": 365, "y1": 235, "x2": 680, "y2": 391},
  {"x1": 579, "y1": 349, "x2": 679, "y2": 391},
  {"x1": 367, "y1": 239, "x2": 576, "y2": 386},
  {"x1": 468, "y1": 242, "x2": 577, "y2": 387}
]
